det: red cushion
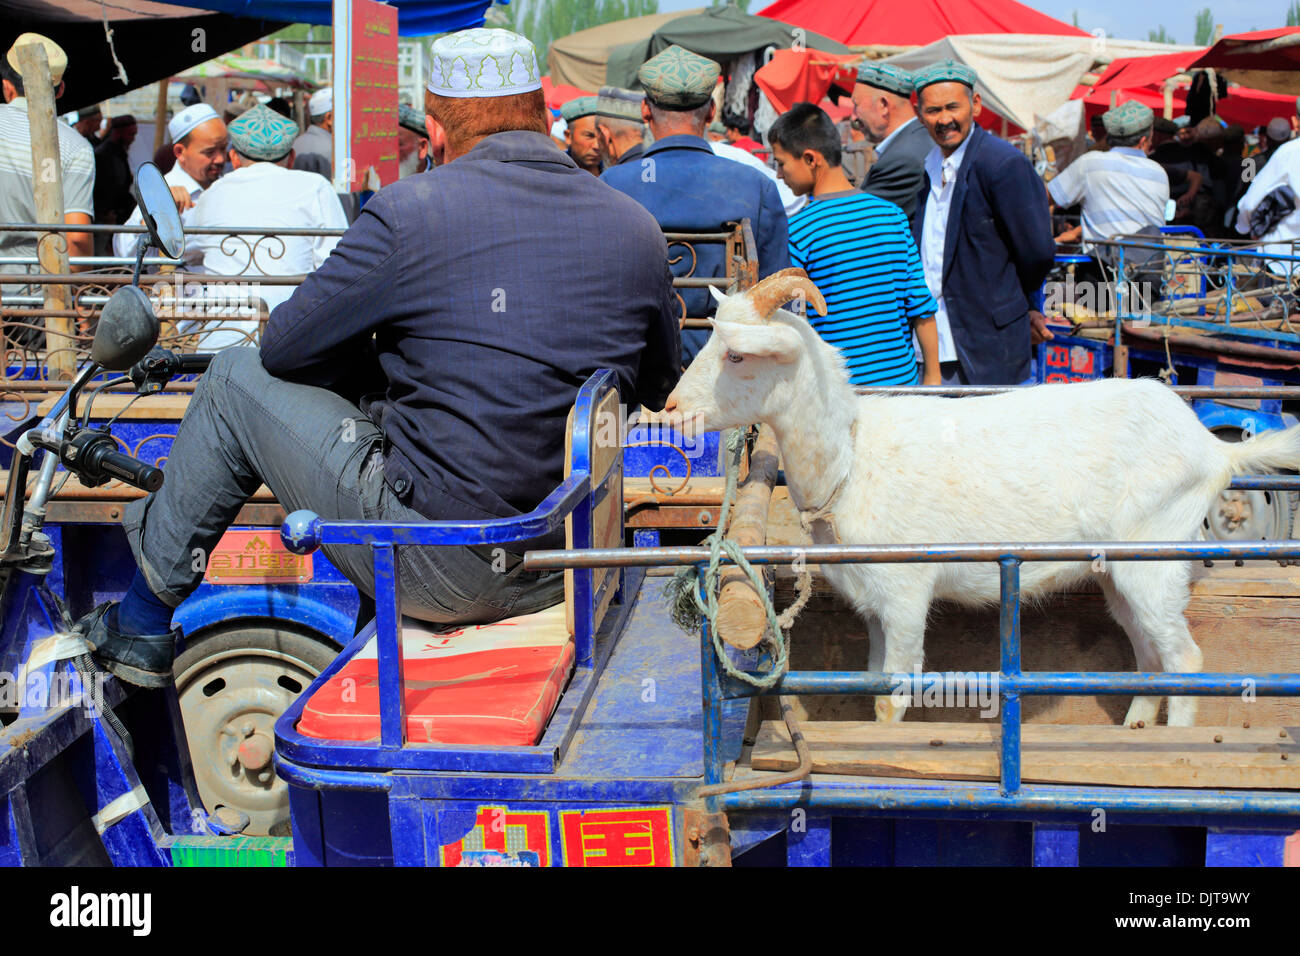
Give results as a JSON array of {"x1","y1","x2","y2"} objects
[{"x1": 297, "y1": 605, "x2": 573, "y2": 746}]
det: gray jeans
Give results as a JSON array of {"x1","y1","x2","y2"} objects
[{"x1": 122, "y1": 348, "x2": 564, "y2": 626}]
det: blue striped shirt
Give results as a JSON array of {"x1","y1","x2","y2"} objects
[{"x1": 788, "y1": 191, "x2": 936, "y2": 386}]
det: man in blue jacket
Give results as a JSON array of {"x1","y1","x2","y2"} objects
[
  {"x1": 78, "y1": 29, "x2": 681, "y2": 687},
  {"x1": 910, "y1": 61, "x2": 1055, "y2": 385},
  {"x1": 602, "y1": 44, "x2": 789, "y2": 363}
]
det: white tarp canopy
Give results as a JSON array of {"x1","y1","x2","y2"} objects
[{"x1": 883, "y1": 34, "x2": 1202, "y2": 132}]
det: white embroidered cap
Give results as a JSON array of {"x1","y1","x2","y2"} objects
[
  {"x1": 426, "y1": 28, "x2": 542, "y2": 98},
  {"x1": 167, "y1": 103, "x2": 220, "y2": 143}
]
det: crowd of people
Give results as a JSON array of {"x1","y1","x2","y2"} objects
[{"x1": 5, "y1": 25, "x2": 1300, "y2": 676}]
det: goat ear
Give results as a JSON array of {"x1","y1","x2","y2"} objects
[
  {"x1": 708, "y1": 284, "x2": 729, "y2": 306},
  {"x1": 713, "y1": 320, "x2": 803, "y2": 364}
]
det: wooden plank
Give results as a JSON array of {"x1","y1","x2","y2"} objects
[
  {"x1": 16, "y1": 42, "x2": 75, "y2": 380},
  {"x1": 752, "y1": 720, "x2": 1300, "y2": 789},
  {"x1": 35, "y1": 393, "x2": 191, "y2": 420}
]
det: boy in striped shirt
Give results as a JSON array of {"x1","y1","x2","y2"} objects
[{"x1": 769, "y1": 103, "x2": 939, "y2": 386}]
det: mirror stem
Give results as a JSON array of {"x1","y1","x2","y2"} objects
[{"x1": 132, "y1": 233, "x2": 147, "y2": 287}]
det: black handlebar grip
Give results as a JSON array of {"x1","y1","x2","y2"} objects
[
  {"x1": 178, "y1": 353, "x2": 215, "y2": 373},
  {"x1": 96, "y1": 450, "x2": 164, "y2": 493}
]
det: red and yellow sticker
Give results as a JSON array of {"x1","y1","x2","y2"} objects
[
  {"x1": 440, "y1": 806, "x2": 551, "y2": 867},
  {"x1": 560, "y1": 807, "x2": 674, "y2": 867}
]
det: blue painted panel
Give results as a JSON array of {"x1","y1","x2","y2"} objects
[
  {"x1": 318, "y1": 790, "x2": 393, "y2": 867},
  {"x1": 623, "y1": 425, "x2": 724, "y2": 479},
  {"x1": 1205, "y1": 828, "x2": 1289, "y2": 867},
  {"x1": 1033, "y1": 824, "x2": 1080, "y2": 867},
  {"x1": 786, "y1": 812, "x2": 831, "y2": 867}
]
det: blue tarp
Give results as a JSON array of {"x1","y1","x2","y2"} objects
[{"x1": 151, "y1": 0, "x2": 498, "y2": 37}]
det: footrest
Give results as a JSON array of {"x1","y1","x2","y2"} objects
[{"x1": 297, "y1": 604, "x2": 573, "y2": 746}]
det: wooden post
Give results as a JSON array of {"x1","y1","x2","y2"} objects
[
  {"x1": 715, "y1": 425, "x2": 781, "y2": 650},
  {"x1": 153, "y1": 79, "x2": 169, "y2": 153},
  {"x1": 15, "y1": 42, "x2": 75, "y2": 380},
  {"x1": 1163, "y1": 80, "x2": 1175, "y2": 120},
  {"x1": 1109, "y1": 90, "x2": 1118, "y2": 110}
]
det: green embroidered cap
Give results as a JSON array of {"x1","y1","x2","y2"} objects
[
  {"x1": 855, "y1": 62, "x2": 914, "y2": 97},
  {"x1": 912, "y1": 59, "x2": 978, "y2": 94},
  {"x1": 560, "y1": 96, "x2": 600, "y2": 122},
  {"x1": 594, "y1": 86, "x2": 645, "y2": 122},
  {"x1": 637, "y1": 44, "x2": 720, "y2": 110},
  {"x1": 1102, "y1": 99, "x2": 1154, "y2": 138},
  {"x1": 398, "y1": 104, "x2": 427, "y2": 137},
  {"x1": 426, "y1": 28, "x2": 542, "y2": 98},
  {"x1": 228, "y1": 104, "x2": 300, "y2": 162}
]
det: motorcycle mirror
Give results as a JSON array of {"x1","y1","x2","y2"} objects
[
  {"x1": 92, "y1": 286, "x2": 160, "y2": 370},
  {"x1": 130, "y1": 162, "x2": 185, "y2": 259}
]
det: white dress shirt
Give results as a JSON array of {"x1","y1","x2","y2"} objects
[
  {"x1": 710, "y1": 139, "x2": 806, "y2": 216},
  {"x1": 918, "y1": 134, "x2": 974, "y2": 364},
  {"x1": 113, "y1": 163, "x2": 206, "y2": 259},
  {"x1": 182, "y1": 162, "x2": 348, "y2": 348},
  {"x1": 1235, "y1": 137, "x2": 1300, "y2": 273}
]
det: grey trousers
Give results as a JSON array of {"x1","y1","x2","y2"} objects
[{"x1": 122, "y1": 348, "x2": 564, "y2": 626}]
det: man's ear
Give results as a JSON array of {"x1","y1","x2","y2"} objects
[
  {"x1": 713, "y1": 320, "x2": 803, "y2": 364},
  {"x1": 641, "y1": 100, "x2": 652, "y2": 124},
  {"x1": 173, "y1": 141, "x2": 184, "y2": 161},
  {"x1": 971, "y1": 91, "x2": 982, "y2": 120}
]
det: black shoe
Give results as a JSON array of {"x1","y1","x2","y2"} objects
[{"x1": 76, "y1": 602, "x2": 180, "y2": 689}]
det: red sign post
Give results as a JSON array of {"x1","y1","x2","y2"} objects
[{"x1": 332, "y1": 0, "x2": 398, "y2": 190}]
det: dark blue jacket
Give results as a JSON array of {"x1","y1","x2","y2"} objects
[
  {"x1": 261, "y1": 131, "x2": 679, "y2": 537},
  {"x1": 601, "y1": 133, "x2": 790, "y2": 362},
  {"x1": 911, "y1": 126, "x2": 1055, "y2": 384}
]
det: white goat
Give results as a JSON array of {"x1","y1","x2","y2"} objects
[{"x1": 665, "y1": 269, "x2": 1300, "y2": 726}]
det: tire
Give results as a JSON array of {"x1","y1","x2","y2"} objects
[
  {"x1": 173, "y1": 624, "x2": 339, "y2": 837},
  {"x1": 1203, "y1": 426, "x2": 1296, "y2": 543}
]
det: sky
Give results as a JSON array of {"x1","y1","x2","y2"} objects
[{"x1": 655, "y1": 0, "x2": 1295, "y2": 45}]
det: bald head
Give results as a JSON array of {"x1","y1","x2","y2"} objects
[{"x1": 175, "y1": 116, "x2": 228, "y2": 188}]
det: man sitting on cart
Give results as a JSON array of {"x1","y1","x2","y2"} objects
[{"x1": 78, "y1": 28, "x2": 681, "y2": 688}]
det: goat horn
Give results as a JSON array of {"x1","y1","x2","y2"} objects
[{"x1": 746, "y1": 269, "x2": 828, "y2": 320}]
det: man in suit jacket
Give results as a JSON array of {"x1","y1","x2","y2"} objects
[
  {"x1": 852, "y1": 63, "x2": 932, "y2": 218},
  {"x1": 910, "y1": 61, "x2": 1055, "y2": 385}
]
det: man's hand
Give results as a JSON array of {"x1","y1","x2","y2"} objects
[
  {"x1": 170, "y1": 185, "x2": 194, "y2": 213},
  {"x1": 1030, "y1": 309, "x2": 1054, "y2": 345}
]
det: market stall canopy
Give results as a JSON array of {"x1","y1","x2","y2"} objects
[
  {"x1": 149, "y1": 0, "x2": 495, "y2": 36},
  {"x1": 1, "y1": 0, "x2": 286, "y2": 112},
  {"x1": 603, "y1": 2, "x2": 852, "y2": 91},
  {"x1": 883, "y1": 34, "x2": 1200, "y2": 133},
  {"x1": 753, "y1": 48, "x2": 860, "y2": 115},
  {"x1": 1072, "y1": 81, "x2": 1297, "y2": 130},
  {"x1": 178, "y1": 53, "x2": 319, "y2": 89},
  {"x1": 549, "y1": 8, "x2": 705, "y2": 91},
  {"x1": 1087, "y1": 50, "x2": 1206, "y2": 94},
  {"x1": 1190, "y1": 27, "x2": 1300, "y2": 96},
  {"x1": 756, "y1": 0, "x2": 1087, "y2": 48}
]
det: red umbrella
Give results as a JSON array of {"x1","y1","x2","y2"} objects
[{"x1": 757, "y1": 0, "x2": 1086, "y2": 47}]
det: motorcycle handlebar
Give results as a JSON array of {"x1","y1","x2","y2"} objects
[{"x1": 91, "y1": 449, "x2": 164, "y2": 493}]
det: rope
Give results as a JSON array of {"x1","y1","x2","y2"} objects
[{"x1": 665, "y1": 427, "x2": 809, "y2": 690}]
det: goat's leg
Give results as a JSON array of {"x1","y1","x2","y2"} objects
[
  {"x1": 1098, "y1": 575, "x2": 1164, "y2": 727},
  {"x1": 873, "y1": 589, "x2": 931, "y2": 723},
  {"x1": 1108, "y1": 563, "x2": 1203, "y2": 727}
]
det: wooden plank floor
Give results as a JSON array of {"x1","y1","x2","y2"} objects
[{"x1": 752, "y1": 720, "x2": 1300, "y2": 789}]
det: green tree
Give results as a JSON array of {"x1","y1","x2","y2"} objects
[
  {"x1": 1193, "y1": 9, "x2": 1214, "y2": 45},
  {"x1": 491, "y1": 0, "x2": 662, "y2": 67},
  {"x1": 1148, "y1": 25, "x2": 1175, "y2": 44},
  {"x1": 1071, "y1": 10, "x2": 1080, "y2": 28},
  {"x1": 1289, "y1": 1, "x2": 1300, "y2": 27}
]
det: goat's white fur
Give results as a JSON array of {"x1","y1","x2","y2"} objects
[{"x1": 667, "y1": 282, "x2": 1300, "y2": 726}]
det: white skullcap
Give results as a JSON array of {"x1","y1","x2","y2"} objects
[
  {"x1": 309, "y1": 87, "x2": 333, "y2": 117},
  {"x1": 167, "y1": 103, "x2": 220, "y2": 143},
  {"x1": 426, "y1": 28, "x2": 541, "y2": 98}
]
